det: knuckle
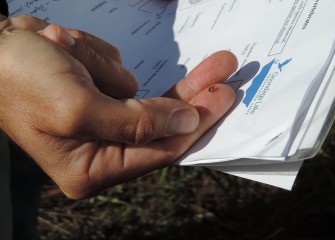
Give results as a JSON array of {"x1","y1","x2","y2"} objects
[
  {"x1": 125, "y1": 103, "x2": 155, "y2": 144},
  {"x1": 10, "y1": 15, "x2": 43, "y2": 30},
  {"x1": 85, "y1": 44, "x2": 102, "y2": 63},
  {"x1": 52, "y1": 90, "x2": 90, "y2": 137},
  {"x1": 133, "y1": 115, "x2": 155, "y2": 144}
]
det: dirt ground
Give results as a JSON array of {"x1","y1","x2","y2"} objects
[{"x1": 37, "y1": 125, "x2": 335, "y2": 240}]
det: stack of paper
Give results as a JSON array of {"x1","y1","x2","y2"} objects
[{"x1": 9, "y1": 0, "x2": 335, "y2": 190}]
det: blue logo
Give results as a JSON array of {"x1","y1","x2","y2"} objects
[{"x1": 243, "y1": 58, "x2": 292, "y2": 108}]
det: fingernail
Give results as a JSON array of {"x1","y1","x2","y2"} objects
[
  {"x1": 166, "y1": 109, "x2": 199, "y2": 135},
  {"x1": 57, "y1": 25, "x2": 75, "y2": 46}
]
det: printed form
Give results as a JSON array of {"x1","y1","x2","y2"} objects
[{"x1": 8, "y1": 0, "x2": 335, "y2": 189}]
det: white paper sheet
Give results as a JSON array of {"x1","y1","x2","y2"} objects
[{"x1": 8, "y1": 0, "x2": 335, "y2": 190}]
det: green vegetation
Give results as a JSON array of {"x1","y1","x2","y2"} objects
[{"x1": 37, "y1": 125, "x2": 335, "y2": 240}]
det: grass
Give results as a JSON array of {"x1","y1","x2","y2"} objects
[{"x1": 37, "y1": 124, "x2": 335, "y2": 240}]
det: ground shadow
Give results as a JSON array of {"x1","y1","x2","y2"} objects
[{"x1": 226, "y1": 61, "x2": 261, "y2": 107}]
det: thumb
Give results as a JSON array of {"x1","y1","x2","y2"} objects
[
  {"x1": 42, "y1": 24, "x2": 138, "y2": 99},
  {"x1": 85, "y1": 95, "x2": 200, "y2": 144}
]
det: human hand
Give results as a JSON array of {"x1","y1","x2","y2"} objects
[{"x1": 0, "y1": 16, "x2": 238, "y2": 199}]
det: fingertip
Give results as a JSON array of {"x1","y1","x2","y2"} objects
[
  {"x1": 43, "y1": 24, "x2": 75, "y2": 46},
  {"x1": 166, "y1": 107, "x2": 199, "y2": 135},
  {"x1": 41, "y1": 24, "x2": 58, "y2": 40},
  {"x1": 207, "y1": 50, "x2": 239, "y2": 75}
]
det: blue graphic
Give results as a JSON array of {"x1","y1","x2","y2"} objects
[
  {"x1": 278, "y1": 58, "x2": 292, "y2": 72},
  {"x1": 243, "y1": 59, "x2": 276, "y2": 107}
]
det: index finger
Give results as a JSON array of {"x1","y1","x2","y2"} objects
[{"x1": 164, "y1": 50, "x2": 238, "y2": 101}]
